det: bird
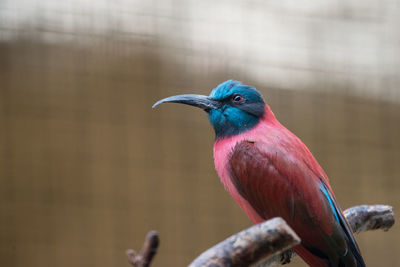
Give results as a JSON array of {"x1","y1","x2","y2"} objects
[{"x1": 153, "y1": 80, "x2": 365, "y2": 267}]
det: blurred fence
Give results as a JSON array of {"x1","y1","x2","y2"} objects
[{"x1": 1, "y1": 1, "x2": 399, "y2": 267}]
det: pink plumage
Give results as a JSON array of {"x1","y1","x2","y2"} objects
[{"x1": 214, "y1": 105, "x2": 361, "y2": 267}]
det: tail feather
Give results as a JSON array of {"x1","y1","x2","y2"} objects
[{"x1": 320, "y1": 182, "x2": 366, "y2": 267}]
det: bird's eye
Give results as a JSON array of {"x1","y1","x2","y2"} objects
[{"x1": 232, "y1": 94, "x2": 243, "y2": 103}]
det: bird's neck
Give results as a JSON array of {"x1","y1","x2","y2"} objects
[
  {"x1": 260, "y1": 104, "x2": 279, "y2": 125},
  {"x1": 213, "y1": 105, "x2": 280, "y2": 171},
  {"x1": 214, "y1": 104, "x2": 279, "y2": 143}
]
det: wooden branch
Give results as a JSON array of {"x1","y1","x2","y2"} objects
[
  {"x1": 190, "y1": 205, "x2": 394, "y2": 267},
  {"x1": 344, "y1": 205, "x2": 394, "y2": 233},
  {"x1": 256, "y1": 204, "x2": 395, "y2": 267},
  {"x1": 126, "y1": 231, "x2": 159, "y2": 267},
  {"x1": 189, "y1": 217, "x2": 300, "y2": 267},
  {"x1": 126, "y1": 205, "x2": 394, "y2": 267}
]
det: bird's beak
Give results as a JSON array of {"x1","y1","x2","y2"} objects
[{"x1": 152, "y1": 94, "x2": 220, "y2": 111}]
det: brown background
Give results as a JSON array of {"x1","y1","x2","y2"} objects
[{"x1": 1, "y1": 2, "x2": 400, "y2": 266}]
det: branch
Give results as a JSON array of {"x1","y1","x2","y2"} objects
[
  {"x1": 344, "y1": 205, "x2": 394, "y2": 233},
  {"x1": 189, "y1": 218, "x2": 300, "y2": 267},
  {"x1": 126, "y1": 205, "x2": 394, "y2": 267},
  {"x1": 126, "y1": 231, "x2": 159, "y2": 267},
  {"x1": 190, "y1": 205, "x2": 395, "y2": 267}
]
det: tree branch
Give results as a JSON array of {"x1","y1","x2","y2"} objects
[
  {"x1": 126, "y1": 231, "x2": 159, "y2": 267},
  {"x1": 191, "y1": 205, "x2": 395, "y2": 267},
  {"x1": 189, "y1": 217, "x2": 300, "y2": 267},
  {"x1": 126, "y1": 205, "x2": 394, "y2": 267},
  {"x1": 344, "y1": 205, "x2": 394, "y2": 233}
]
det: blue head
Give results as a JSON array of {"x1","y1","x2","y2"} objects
[
  {"x1": 153, "y1": 80, "x2": 266, "y2": 138},
  {"x1": 207, "y1": 80, "x2": 265, "y2": 137}
]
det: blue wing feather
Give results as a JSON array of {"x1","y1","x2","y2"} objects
[{"x1": 319, "y1": 183, "x2": 340, "y2": 223}]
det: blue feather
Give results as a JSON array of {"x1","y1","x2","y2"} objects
[
  {"x1": 319, "y1": 183, "x2": 340, "y2": 223},
  {"x1": 207, "y1": 80, "x2": 265, "y2": 138}
]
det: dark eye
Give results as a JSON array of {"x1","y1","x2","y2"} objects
[{"x1": 232, "y1": 94, "x2": 243, "y2": 103}]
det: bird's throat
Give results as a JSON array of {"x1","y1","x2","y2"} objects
[{"x1": 209, "y1": 109, "x2": 261, "y2": 139}]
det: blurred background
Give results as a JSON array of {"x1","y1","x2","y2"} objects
[{"x1": 1, "y1": 1, "x2": 399, "y2": 266}]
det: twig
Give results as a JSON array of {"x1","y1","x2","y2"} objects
[{"x1": 126, "y1": 231, "x2": 159, "y2": 267}]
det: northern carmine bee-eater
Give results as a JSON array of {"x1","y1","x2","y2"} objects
[{"x1": 153, "y1": 80, "x2": 365, "y2": 267}]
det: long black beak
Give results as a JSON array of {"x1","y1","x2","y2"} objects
[{"x1": 152, "y1": 94, "x2": 220, "y2": 111}]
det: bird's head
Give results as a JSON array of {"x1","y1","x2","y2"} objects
[{"x1": 153, "y1": 80, "x2": 266, "y2": 138}]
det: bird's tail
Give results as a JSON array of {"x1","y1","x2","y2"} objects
[{"x1": 341, "y1": 222, "x2": 365, "y2": 267}]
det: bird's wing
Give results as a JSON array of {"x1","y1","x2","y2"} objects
[{"x1": 228, "y1": 140, "x2": 365, "y2": 267}]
